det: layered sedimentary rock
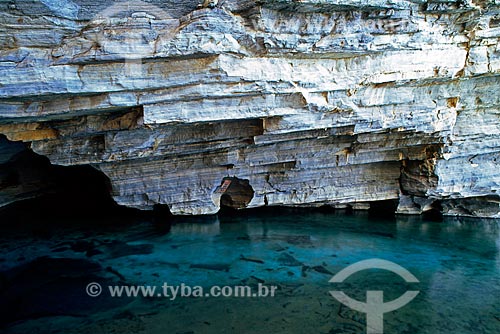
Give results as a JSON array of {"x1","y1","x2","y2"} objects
[{"x1": 0, "y1": 0, "x2": 499, "y2": 217}]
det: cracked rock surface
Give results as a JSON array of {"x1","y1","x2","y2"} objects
[{"x1": 0, "y1": 0, "x2": 499, "y2": 217}]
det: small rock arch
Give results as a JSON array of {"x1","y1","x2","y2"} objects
[{"x1": 212, "y1": 177, "x2": 254, "y2": 210}]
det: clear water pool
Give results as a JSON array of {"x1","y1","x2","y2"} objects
[{"x1": 0, "y1": 210, "x2": 498, "y2": 334}]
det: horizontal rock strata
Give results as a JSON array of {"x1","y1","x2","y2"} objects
[{"x1": 1, "y1": 0, "x2": 499, "y2": 217}]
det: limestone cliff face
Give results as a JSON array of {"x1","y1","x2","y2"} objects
[{"x1": 0, "y1": 0, "x2": 499, "y2": 217}]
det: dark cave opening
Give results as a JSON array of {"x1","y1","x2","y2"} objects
[
  {"x1": 422, "y1": 200, "x2": 443, "y2": 221},
  {"x1": 215, "y1": 177, "x2": 255, "y2": 212},
  {"x1": 368, "y1": 199, "x2": 399, "y2": 220},
  {"x1": 0, "y1": 135, "x2": 145, "y2": 225}
]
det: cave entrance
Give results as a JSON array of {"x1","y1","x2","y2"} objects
[
  {"x1": 213, "y1": 177, "x2": 254, "y2": 210},
  {"x1": 0, "y1": 135, "x2": 125, "y2": 221}
]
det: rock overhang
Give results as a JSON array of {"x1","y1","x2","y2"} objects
[{"x1": 0, "y1": 0, "x2": 499, "y2": 217}]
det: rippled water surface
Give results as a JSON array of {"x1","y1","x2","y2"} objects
[{"x1": 0, "y1": 209, "x2": 498, "y2": 334}]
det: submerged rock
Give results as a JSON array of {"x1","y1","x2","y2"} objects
[
  {"x1": 312, "y1": 265, "x2": 333, "y2": 275},
  {"x1": 103, "y1": 241, "x2": 154, "y2": 259},
  {"x1": 189, "y1": 263, "x2": 231, "y2": 272},
  {"x1": 277, "y1": 253, "x2": 303, "y2": 267},
  {"x1": 239, "y1": 255, "x2": 265, "y2": 264}
]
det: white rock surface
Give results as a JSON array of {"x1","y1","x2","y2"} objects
[{"x1": 0, "y1": 0, "x2": 499, "y2": 217}]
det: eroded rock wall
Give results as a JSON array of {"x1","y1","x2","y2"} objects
[{"x1": 0, "y1": 0, "x2": 499, "y2": 216}]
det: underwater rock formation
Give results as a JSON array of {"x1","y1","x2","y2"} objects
[{"x1": 0, "y1": 0, "x2": 499, "y2": 217}]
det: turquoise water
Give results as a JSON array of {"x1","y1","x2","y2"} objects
[{"x1": 0, "y1": 210, "x2": 498, "y2": 333}]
